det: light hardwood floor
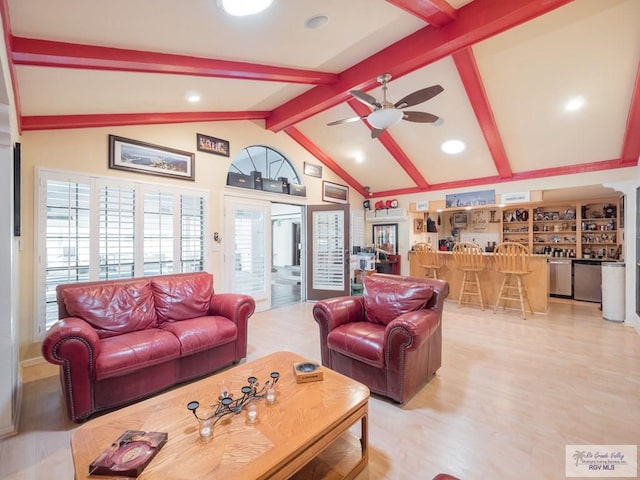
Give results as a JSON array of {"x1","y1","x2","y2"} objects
[{"x1": 1, "y1": 300, "x2": 639, "y2": 479}]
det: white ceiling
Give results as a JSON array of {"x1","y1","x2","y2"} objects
[{"x1": 4, "y1": 0, "x2": 640, "y2": 200}]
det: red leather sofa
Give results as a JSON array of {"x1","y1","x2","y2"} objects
[
  {"x1": 41, "y1": 271, "x2": 255, "y2": 421},
  {"x1": 313, "y1": 274, "x2": 448, "y2": 403}
]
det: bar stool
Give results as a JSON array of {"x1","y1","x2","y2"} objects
[
  {"x1": 413, "y1": 242, "x2": 443, "y2": 279},
  {"x1": 452, "y1": 242, "x2": 486, "y2": 310},
  {"x1": 493, "y1": 242, "x2": 533, "y2": 319}
]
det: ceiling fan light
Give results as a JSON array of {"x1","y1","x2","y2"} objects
[
  {"x1": 218, "y1": 0, "x2": 273, "y2": 16},
  {"x1": 367, "y1": 108, "x2": 403, "y2": 130}
]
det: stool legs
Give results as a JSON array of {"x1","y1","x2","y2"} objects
[
  {"x1": 458, "y1": 270, "x2": 485, "y2": 310},
  {"x1": 494, "y1": 273, "x2": 533, "y2": 319}
]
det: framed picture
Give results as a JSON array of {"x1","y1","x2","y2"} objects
[
  {"x1": 413, "y1": 217, "x2": 424, "y2": 233},
  {"x1": 196, "y1": 133, "x2": 229, "y2": 157},
  {"x1": 304, "y1": 162, "x2": 322, "y2": 178},
  {"x1": 109, "y1": 135, "x2": 195, "y2": 181},
  {"x1": 373, "y1": 223, "x2": 398, "y2": 254},
  {"x1": 322, "y1": 181, "x2": 349, "y2": 204},
  {"x1": 452, "y1": 212, "x2": 468, "y2": 227}
]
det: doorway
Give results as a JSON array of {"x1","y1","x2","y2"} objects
[{"x1": 271, "y1": 203, "x2": 303, "y2": 308}]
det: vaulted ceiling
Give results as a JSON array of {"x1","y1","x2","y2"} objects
[{"x1": 2, "y1": 0, "x2": 639, "y2": 199}]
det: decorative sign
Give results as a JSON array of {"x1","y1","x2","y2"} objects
[
  {"x1": 196, "y1": 133, "x2": 230, "y2": 157},
  {"x1": 415, "y1": 200, "x2": 429, "y2": 211},
  {"x1": 501, "y1": 191, "x2": 530, "y2": 204},
  {"x1": 303, "y1": 162, "x2": 323, "y2": 178},
  {"x1": 445, "y1": 189, "x2": 495, "y2": 208}
]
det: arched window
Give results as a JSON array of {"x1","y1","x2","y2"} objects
[{"x1": 227, "y1": 145, "x2": 302, "y2": 192}]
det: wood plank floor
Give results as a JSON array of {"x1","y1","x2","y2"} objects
[{"x1": 1, "y1": 299, "x2": 639, "y2": 479}]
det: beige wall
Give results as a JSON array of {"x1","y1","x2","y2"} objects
[{"x1": 18, "y1": 120, "x2": 360, "y2": 360}]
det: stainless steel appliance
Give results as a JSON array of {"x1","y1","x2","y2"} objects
[
  {"x1": 573, "y1": 260, "x2": 602, "y2": 303},
  {"x1": 549, "y1": 259, "x2": 572, "y2": 297}
]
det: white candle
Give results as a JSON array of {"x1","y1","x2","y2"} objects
[
  {"x1": 266, "y1": 388, "x2": 276, "y2": 405},
  {"x1": 247, "y1": 404, "x2": 258, "y2": 423}
]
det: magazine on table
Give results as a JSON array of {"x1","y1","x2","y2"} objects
[{"x1": 89, "y1": 430, "x2": 168, "y2": 477}]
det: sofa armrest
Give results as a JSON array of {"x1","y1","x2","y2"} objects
[
  {"x1": 41, "y1": 317, "x2": 101, "y2": 421},
  {"x1": 209, "y1": 293, "x2": 255, "y2": 361},
  {"x1": 313, "y1": 296, "x2": 365, "y2": 369},
  {"x1": 42, "y1": 317, "x2": 101, "y2": 364},
  {"x1": 385, "y1": 310, "x2": 440, "y2": 353},
  {"x1": 313, "y1": 296, "x2": 365, "y2": 332}
]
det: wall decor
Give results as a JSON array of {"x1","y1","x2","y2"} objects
[
  {"x1": 413, "y1": 217, "x2": 424, "y2": 233},
  {"x1": 304, "y1": 162, "x2": 323, "y2": 178},
  {"x1": 109, "y1": 135, "x2": 195, "y2": 181},
  {"x1": 445, "y1": 189, "x2": 495, "y2": 208},
  {"x1": 196, "y1": 133, "x2": 229, "y2": 157},
  {"x1": 322, "y1": 181, "x2": 349, "y2": 204}
]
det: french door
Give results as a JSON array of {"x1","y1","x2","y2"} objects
[
  {"x1": 224, "y1": 197, "x2": 271, "y2": 312},
  {"x1": 306, "y1": 203, "x2": 350, "y2": 300}
]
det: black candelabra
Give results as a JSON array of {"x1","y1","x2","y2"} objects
[{"x1": 187, "y1": 372, "x2": 280, "y2": 425}]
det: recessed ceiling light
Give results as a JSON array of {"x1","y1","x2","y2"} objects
[
  {"x1": 565, "y1": 96, "x2": 586, "y2": 111},
  {"x1": 305, "y1": 15, "x2": 329, "y2": 29},
  {"x1": 441, "y1": 139, "x2": 466, "y2": 154},
  {"x1": 354, "y1": 153, "x2": 365, "y2": 164},
  {"x1": 187, "y1": 94, "x2": 201, "y2": 103},
  {"x1": 218, "y1": 0, "x2": 273, "y2": 17}
]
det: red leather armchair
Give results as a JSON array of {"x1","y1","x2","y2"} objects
[{"x1": 313, "y1": 274, "x2": 448, "y2": 403}]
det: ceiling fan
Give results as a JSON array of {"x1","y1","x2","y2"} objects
[{"x1": 327, "y1": 73, "x2": 443, "y2": 139}]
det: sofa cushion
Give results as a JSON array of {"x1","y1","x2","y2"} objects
[
  {"x1": 160, "y1": 316, "x2": 237, "y2": 355},
  {"x1": 61, "y1": 279, "x2": 158, "y2": 339},
  {"x1": 151, "y1": 272, "x2": 213, "y2": 323},
  {"x1": 363, "y1": 275, "x2": 434, "y2": 326},
  {"x1": 95, "y1": 328, "x2": 181, "y2": 380},
  {"x1": 327, "y1": 322, "x2": 386, "y2": 368}
]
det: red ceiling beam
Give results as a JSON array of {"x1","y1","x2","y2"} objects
[
  {"x1": 283, "y1": 126, "x2": 368, "y2": 197},
  {"x1": 386, "y1": 0, "x2": 457, "y2": 27},
  {"x1": 368, "y1": 157, "x2": 635, "y2": 197},
  {"x1": 21, "y1": 111, "x2": 270, "y2": 131},
  {"x1": 11, "y1": 36, "x2": 338, "y2": 85},
  {"x1": 620, "y1": 60, "x2": 640, "y2": 164},
  {"x1": 453, "y1": 47, "x2": 513, "y2": 179},
  {"x1": 267, "y1": 0, "x2": 573, "y2": 132},
  {"x1": 347, "y1": 99, "x2": 430, "y2": 188}
]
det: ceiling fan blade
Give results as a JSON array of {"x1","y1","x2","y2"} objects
[
  {"x1": 394, "y1": 85, "x2": 444, "y2": 109},
  {"x1": 327, "y1": 115, "x2": 366, "y2": 126},
  {"x1": 350, "y1": 90, "x2": 381, "y2": 109},
  {"x1": 371, "y1": 128, "x2": 385, "y2": 139},
  {"x1": 402, "y1": 111, "x2": 439, "y2": 123}
]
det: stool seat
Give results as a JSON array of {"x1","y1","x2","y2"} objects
[
  {"x1": 413, "y1": 242, "x2": 443, "y2": 279},
  {"x1": 452, "y1": 242, "x2": 486, "y2": 310},
  {"x1": 493, "y1": 242, "x2": 533, "y2": 319}
]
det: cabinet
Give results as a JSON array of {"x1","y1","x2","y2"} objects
[
  {"x1": 531, "y1": 205, "x2": 577, "y2": 256},
  {"x1": 501, "y1": 208, "x2": 530, "y2": 246},
  {"x1": 580, "y1": 202, "x2": 619, "y2": 260}
]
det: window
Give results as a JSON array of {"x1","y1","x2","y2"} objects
[
  {"x1": 228, "y1": 145, "x2": 301, "y2": 185},
  {"x1": 36, "y1": 169, "x2": 208, "y2": 337}
]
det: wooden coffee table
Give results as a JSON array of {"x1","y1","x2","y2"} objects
[{"x1": 70, "y1": 351, "x2": 369, "y2": 479}]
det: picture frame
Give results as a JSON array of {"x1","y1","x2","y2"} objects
[
  {"x1": 322, "y1": 181, "x2": 349, "y2": 204},
  {"x1": 413, "y1": 217, "x2": 424, "y2": 233},
  {"x1": 452, "y1": 212, "x2": 468, "y2": 227},
  {"x1": 196, "y1": 133, "x2": 230, "y2": 157},
  {"x1": 373, "y1": 223, "x2": 398, "y2": 254},
  {"x1": 109, "y1": 135, "x2": 195, "y2": 181},
  {"x1": 304, "y1": 162, "x2": 322, "y2": 178}
]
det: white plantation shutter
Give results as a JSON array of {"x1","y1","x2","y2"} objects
[
  {"x1": 99, "y1": 184, "x2": 135, "y2": 280},
  {"x1": 35, "y1": 168, "x2": 208, "y2": 338},
  {"x1": 312, "y1": 209, "x2": 345, "y2": 290}
]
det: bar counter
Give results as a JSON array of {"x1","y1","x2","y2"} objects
[{"x1": 408, "y1": 250, "x2": 549, "y2": 313}]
